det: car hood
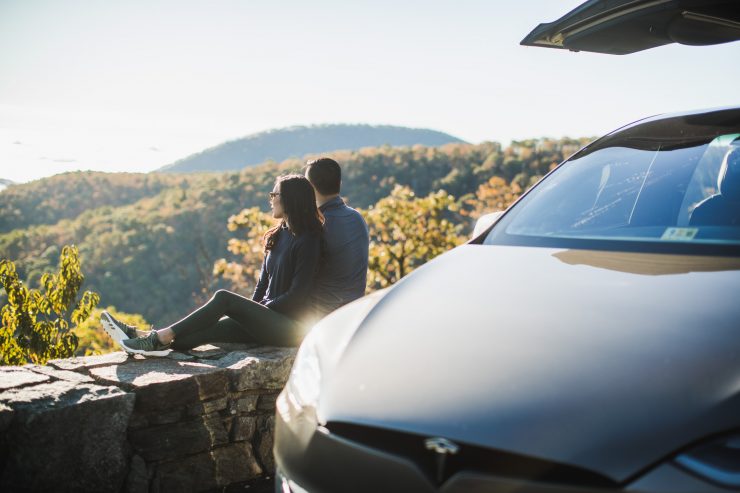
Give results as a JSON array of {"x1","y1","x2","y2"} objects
[{"x1": 318, "y1": 245, "x2": 740, "y2": 482}]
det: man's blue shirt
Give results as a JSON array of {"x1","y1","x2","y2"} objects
[{"x1": 312, "y1": 196, "x2": 369, "y2": 316}]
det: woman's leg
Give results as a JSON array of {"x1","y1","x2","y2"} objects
[
  {"x1": 163, "y1": 289, "x2": 307, "y2": 348},
  {"x1": 170, "y1": 316, "x2": 254, "y2": 350}
]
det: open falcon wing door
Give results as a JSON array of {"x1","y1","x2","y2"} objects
[{"x1": 521, "y1": 0, "x2": 740, "y2": 55}]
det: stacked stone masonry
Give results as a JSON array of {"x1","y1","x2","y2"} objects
[{"x1": 0, "y1": 343, "x2": 296, "y2": 492}]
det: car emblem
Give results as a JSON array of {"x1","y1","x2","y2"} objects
[{"x1": 424, "y1": 437, "x2": 460, "y2": 483}]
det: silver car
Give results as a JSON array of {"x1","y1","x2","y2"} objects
[
  {"x1": 275, "y1": 106, "x2": 740, "y2": 492},
  {"x1": 274, "y1": 1, "x2": 740, "y2": 490}
]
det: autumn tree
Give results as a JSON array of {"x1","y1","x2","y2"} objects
[
  {"x1": 213, "y1": 207, "x2": 275, "y2": 295},
  {"x1": 364, "y1": 186, "x2": 466, "y2": 291},
  {"x1": 0, "y1": 245, "x2": 100, "y2": 365},
  {"x1": 461, "y1": 176, "x2": 524, "y2": 220}
]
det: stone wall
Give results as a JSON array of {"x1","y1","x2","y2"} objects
[{"x1": 0, "y1": 343, "x2": 296, "y2": 492}]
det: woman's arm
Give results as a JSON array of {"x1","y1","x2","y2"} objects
[
  {"x1": 252, "y1": 256, "x2": 269, "y2": 303},
  {"x1": 263, "y1": 233, "x2": 320, "y2": 315}
]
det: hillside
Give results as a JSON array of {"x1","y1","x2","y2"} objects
[
  {"x1": 0, "y1": 178, "x2": 14, "y2": 192},
  {"x1": 0, "y1": 137, "x2": 591, "y2": 325},
  {"x1": 158, "y1": 124, "x2": 466, "y2": 173},
  {"x1": 0, "y1": 171, "x2": 197, "y2": 233}
]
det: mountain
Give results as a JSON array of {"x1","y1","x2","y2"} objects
[
  {"x1": 0, "y1": 179, "x2": 15, "y2": 192},
  {"x1": 157, "y1": 124, "x2": 466, "y2": 173}
]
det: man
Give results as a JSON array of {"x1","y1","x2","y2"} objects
[{"x1": 304, "y1": 158, "x2": 369, "y2": 319}]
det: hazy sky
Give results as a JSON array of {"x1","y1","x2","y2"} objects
[{"x1": 1, "y1": 0, "x2": 739, "y2": 183}]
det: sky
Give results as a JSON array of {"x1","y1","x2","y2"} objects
[{"x1": 1, "y1": 0, "x2": 739, "y2": 184}]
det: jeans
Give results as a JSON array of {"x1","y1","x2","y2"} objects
[{"x1": 169, "y1": 289, "x2": 307, "y2": 350}]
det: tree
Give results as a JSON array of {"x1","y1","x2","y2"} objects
[
  {"x1": 0, "y1": 245, "x2": 99, "y2": 365},
  {"x1": 461, "y1": 176, "x2": 523, "y2": 220},
  {"x1": 213, "y1": 207, "x2": 275, "y2": 295},
  {"x1": 364, "y1": 186, "x2": 466, "y2": 291}
]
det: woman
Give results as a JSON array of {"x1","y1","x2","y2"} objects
[{"x1": 102, "y1": 174, "x2": 324, "y2": 356}]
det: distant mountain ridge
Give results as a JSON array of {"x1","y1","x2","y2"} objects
[
  {"x1": 0, "y1": 179, "x2": 15, "y2": 192},
  {"x1": 158, "y1": 124, "x2": 466, "y2": 173}
]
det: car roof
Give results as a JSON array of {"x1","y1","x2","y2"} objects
[
  {"x1": 520, "y1": 0, "x2": 740, "y2": 55},
  {"x1": 573, "y1": 106, "x2": 740, "y2": 156}
]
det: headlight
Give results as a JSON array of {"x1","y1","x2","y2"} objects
[
  {"x1": 283, "y1": 289, "x2": 390, "y2": 417},
  {"x1": 285, "y1": 332, "x2": 322, "y2": 411},
  {"x1": 675, "y1": 433, "x2": 740, "y2": 488}
]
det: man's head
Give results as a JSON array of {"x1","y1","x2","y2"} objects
[{"x1": 305, "y1": 157, "x2": 341, "y2": 197}]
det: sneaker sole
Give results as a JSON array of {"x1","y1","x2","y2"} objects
[
  {"x1": 120, "y1": 346, "x2": 171, "y2": 357},
  {"x1": 119, "y1": 338, "x2": 171, "y2": 357},
  {"x1": 101, "y1": 317, "x2": 129, "y2": 344}
]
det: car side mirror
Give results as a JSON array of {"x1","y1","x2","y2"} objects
[{"x1": 472, "y1": 211, "x2": 504, "y2": 239}]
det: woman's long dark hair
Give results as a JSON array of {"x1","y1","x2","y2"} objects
[{"x1": 263, "y1": 174, "x2": 324, "y2": 251}]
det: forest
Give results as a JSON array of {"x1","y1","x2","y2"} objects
[{"x1": 0, "y1": 137, "x2": 592, "y2": 358}]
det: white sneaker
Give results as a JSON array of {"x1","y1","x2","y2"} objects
[
  {"x1": 120, "y1": 331, "x2": 171, "y2": 357},
  {"x1": 101, "y1": 311, "x2": 145, "y2": 344}
]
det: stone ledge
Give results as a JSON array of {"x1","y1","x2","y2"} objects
[{"x1": 0, "y1": 343, "x2": 297, "y2": 492}]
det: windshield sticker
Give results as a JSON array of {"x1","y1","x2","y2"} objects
[{"x1": 661, "y1": 227, "x2": 699, "y2": 241}]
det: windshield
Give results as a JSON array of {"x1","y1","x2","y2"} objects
[{"x1": 485, "y1": 110, "x2": 740, "y2": 256}]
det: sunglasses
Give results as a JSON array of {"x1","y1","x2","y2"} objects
[{"x1": 268, "y1": 192, "x2": 281, "y2": 199}]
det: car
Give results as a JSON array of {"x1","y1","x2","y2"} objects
[{"x1": 273, "y1": 2, "x2": 740, "y2": 492}]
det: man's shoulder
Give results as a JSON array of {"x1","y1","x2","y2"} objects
[{"x1": 324, "y1": 202, "x2": 365, "y2": 221}]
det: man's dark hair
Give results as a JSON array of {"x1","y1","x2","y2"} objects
[{"x1": 305, "y1": 158, "x2": 341, "y2": 196}]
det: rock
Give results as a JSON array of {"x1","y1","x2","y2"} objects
[
  {"x1": 128, "y1": 411, "x2": 149, "y2": 430},
  {"x1": 0, "y1": 380, "x2": 135, "y2": 492},
  {"x1": 48, "y1": 351, "x2": 130, "y2": 372},
  {"x1": 154, "y1": 442, "x2": 262, "y2": 493},
  {"x1": 206, "y1": 477, "x2": 274, "y2": 493},
  {"x1": 124, "y1": 454, "x2": 149, "y2": 493},
  {"x1": 231, "y1": 415, "x2": 257, "y2": 442},
  {"x1": 215, "y1": 348, "x2": 296, "y2": 391},
  {"x1": 147, "y1": 407, "x2": 185, "y2": 426},
  {"x1": 129, "y1": 414, "x2": 230, "y2": 461},
  {"x1": 24, "y1": 364, "x2": 94, "y2": 383},
  {"x1": 0, "y1": 402, "x2": 13, "y2": 433},
  {"x1": 188, "y1": 344, "x2": 227, "y2": 359},
  {"x1": 230, "y1": 394, "x2": 259, "y2": 414},
  {"x1": 165, "y1": 351, "x2": 195, "y2": 361},
  {"x1": 222, "y1": 416, "x2": 234, "y2": 437},
  {"x1": 89, "y1": 358, "x2": 229, "y2": 413},
  {"x1": 0, "y1": 367, "x2": 50, "y2": 390},
  {"x1": 257, "y1": 393, "x2": 279, "y2": 411},
  {"x1": 211, "y1": 442, "x2": 263, "y2": 486},
  {"x1": 147, "y1": 462, "x2": 160, "y2": 493},
  {"x1": 186, "y1": 396, "x2": 228, "y2": 416},
  {"x1": 203, "y1": 342, "x2": 259, "y2": 353},
  {"x1": 2, "y1": 346, "x2": 288, "y2": 491},
  {"x1": 255, "y1": 415, "x2": 276, "y2": 472}
]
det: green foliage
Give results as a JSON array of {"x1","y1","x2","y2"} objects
[
  {"x1": 460, "y1": 176, "x2": 525, "y2": 220},
  {"x1": 213, "y1": 207, "x2": 275, "y2": 294},
  {"x1": 0, "y1": 137, "x2": 593, "y2": 323},
  {"x1": 363, "y1": 186, "x2": 466, "y2": 291},
  {"x1": 0, "y1": 171, "x2": 189, "y2": 233},
  {"x1": 74, "y1": 306, "x2": 148, "y2": 356},
  {"x1": 0, "y1": 245, "x2": 100, "y2": 365}
]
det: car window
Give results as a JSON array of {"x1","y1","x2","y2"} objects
[
  {"x1": 484, "y1": 120, "x2": 740, "y2": 255},
  {"x1": 678, "y1": 133, "x2": 740, "y2": 226}
]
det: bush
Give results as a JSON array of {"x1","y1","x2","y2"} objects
[{"x1": 0, "y1": 245, "x2": 99, "y2": 365}]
